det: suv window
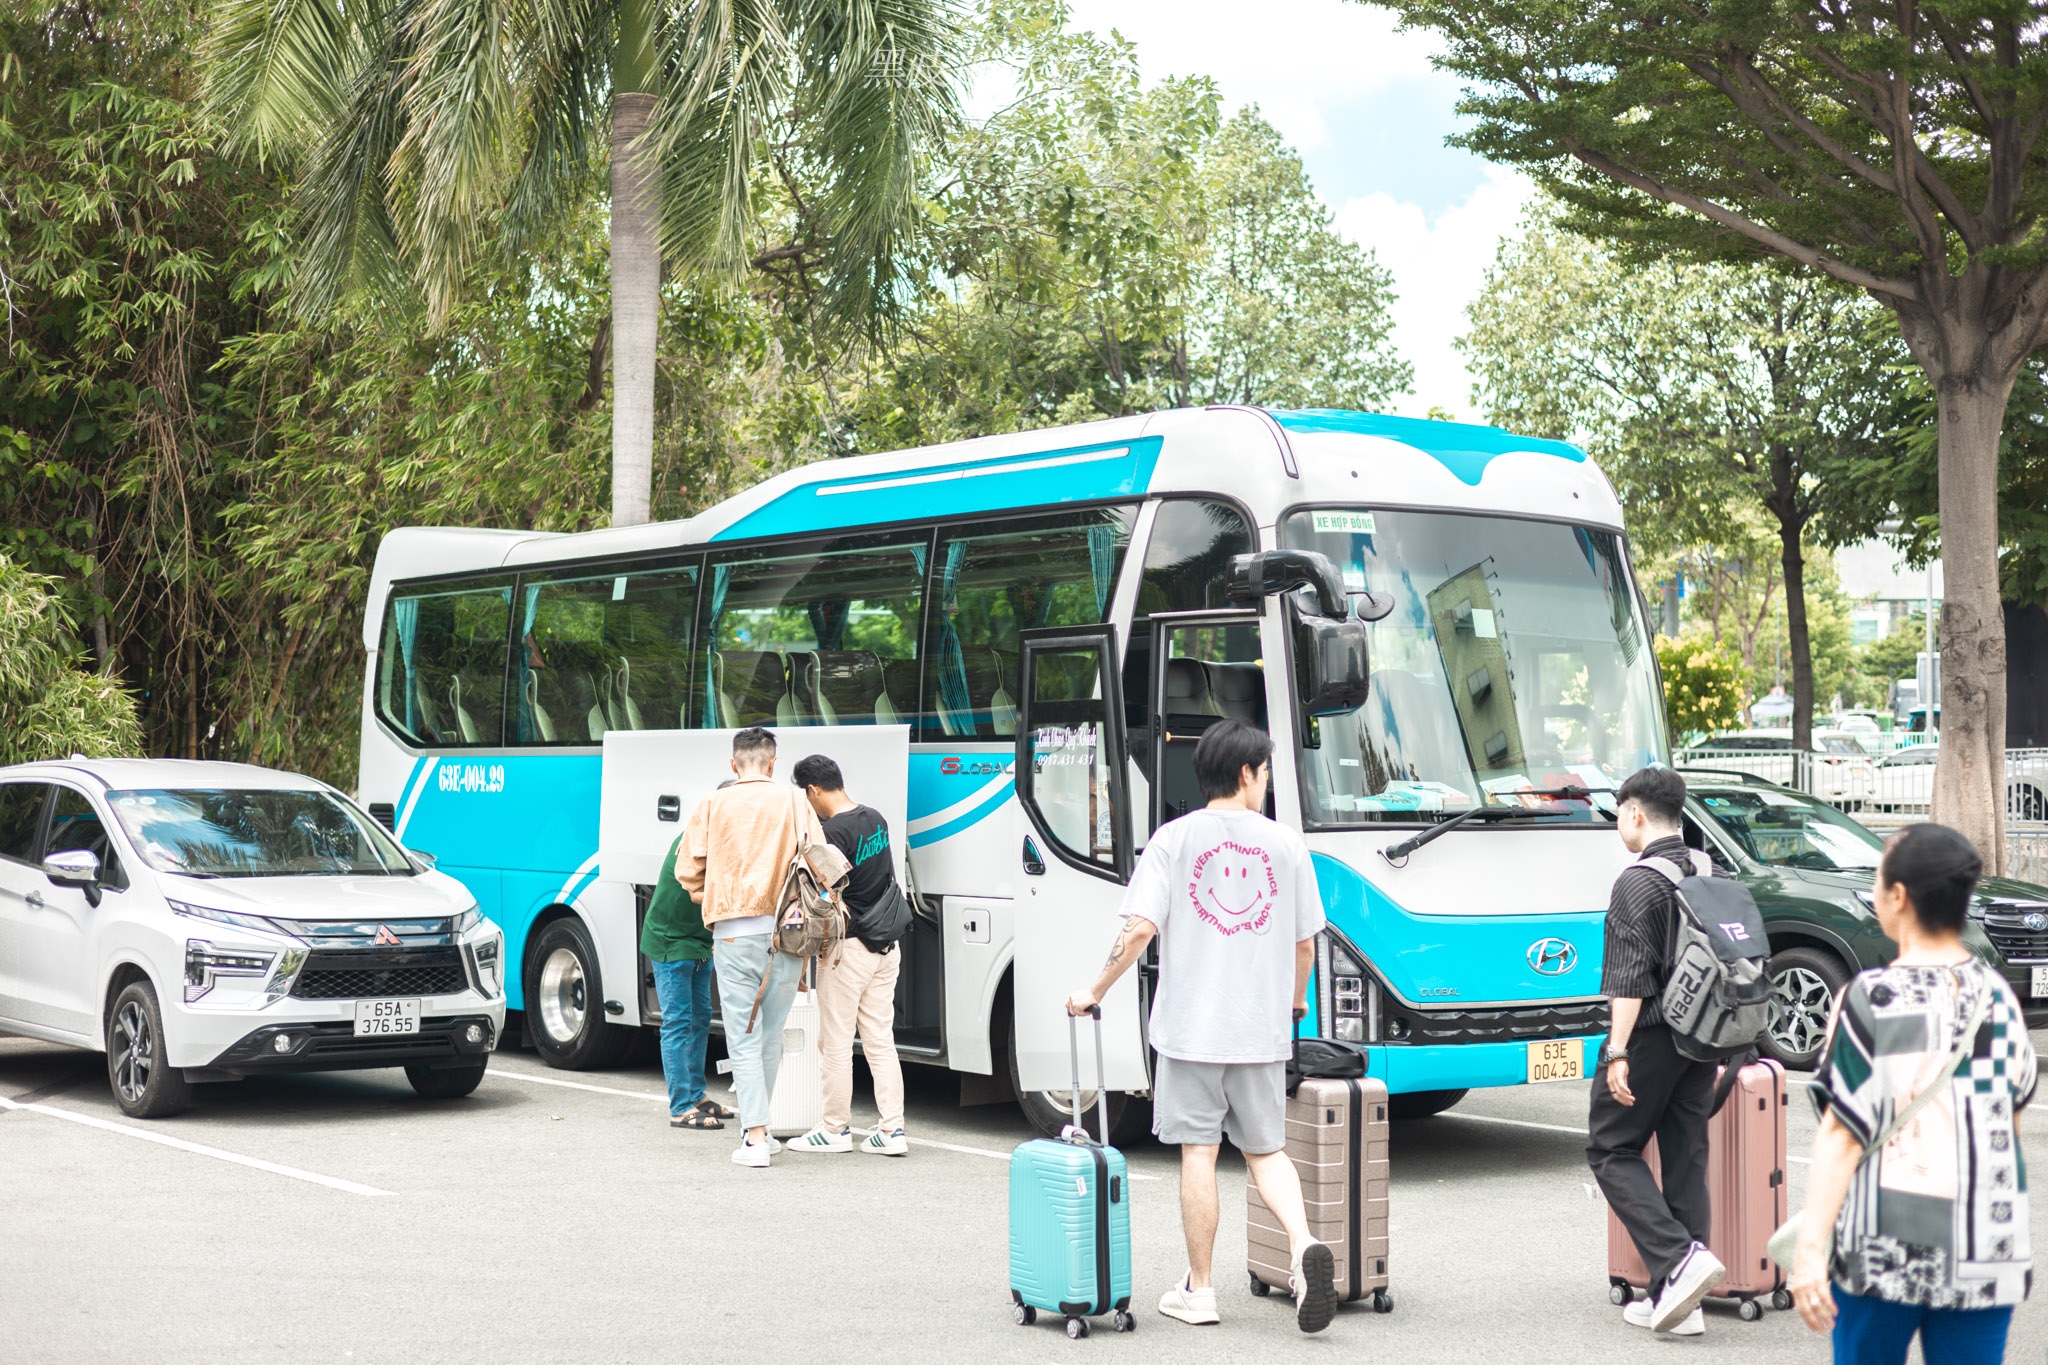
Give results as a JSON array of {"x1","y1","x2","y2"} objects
[
  {"x1": 0, "y1": 783, "x2": 48, "y2": 863},
  {"x1": 44, "y1": 787, "x2": 125, "y2": 890}
]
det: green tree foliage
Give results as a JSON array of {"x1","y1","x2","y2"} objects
[
  {"x1": 0, "y1": 556, "x2": 142, "y2": 764},
  {"x1": 1861, "y1": 612, "x2": 1935, "y2": 695},
  {"x1": 1655, "y1": 632, "x2": 1744, "y2": 747},
  {"x1": 1463, "y1": 207, "x2": 1898, "y2": 746},
  {"x1": 850, "y1": 2, "x2": 1408, "y2": 446}
]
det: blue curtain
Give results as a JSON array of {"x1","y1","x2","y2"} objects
[
  {"x1": 1087, "y1": 525, "x2": 1116, "y2": 618},
  {"x1": 937, "y1": 541, "x2": 972, "y2": 733},
  {"x1": 516, "y1": 585, "x2": 543, "y2": 741},
  {"x1": 394, "y1": 598, "x2": 419, "y2": 732},
  {"x1": 702, "y1": 565, "x2": 731, "y2": 725}
]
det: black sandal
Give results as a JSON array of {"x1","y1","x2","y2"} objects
[
  {"x1": 672, "y1": 1108, "x2": 722, "y2": 1130},
  {"x1": 695, "y1": 1097, "x2": 736, "y2": 1121}
]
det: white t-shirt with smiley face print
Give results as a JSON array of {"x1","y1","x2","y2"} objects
[{"x1": 1124, "y1": 806, "x2": 1326, "y2": 1064}]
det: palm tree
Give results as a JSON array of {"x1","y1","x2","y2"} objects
[{"x1": 203, "y1": 0, "x2": 962, "y2": 526}]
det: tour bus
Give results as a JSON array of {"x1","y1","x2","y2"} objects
[{"x1": 356, "y1": 407, "x2": 1664, "y2": 1137}]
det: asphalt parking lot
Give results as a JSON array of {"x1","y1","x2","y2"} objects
[{"x1": 7, "y1": 1030, "x2": 2048, "y2": 1364}]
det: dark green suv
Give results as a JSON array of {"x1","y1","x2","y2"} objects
[{"x1": 1679, "y1": 773, "x2": 2048, "y2": 1069}]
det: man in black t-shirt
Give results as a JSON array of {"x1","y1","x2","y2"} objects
[{"x1": 787, "y1": 754, "x2": 911, "y2": 1157}]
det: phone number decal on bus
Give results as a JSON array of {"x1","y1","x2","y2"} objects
[{"x1": 437, "y1": 763, "x2": 506, "y2": 793}]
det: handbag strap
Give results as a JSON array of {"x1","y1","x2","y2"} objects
[{"x1": 1858, "y1": 966, "x2": 1992, "y2": 1162}]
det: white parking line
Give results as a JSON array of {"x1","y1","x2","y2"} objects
[
  {"x1": 486, "y1": 1064, "x2": 1158, "y2": 1177},
  {"x1": 1444, "y1": 1110, "x2": 1815, "y2": 1164},
  {"x1": 0, "y1": 1096, "x2": 392, "y2": 1197}
]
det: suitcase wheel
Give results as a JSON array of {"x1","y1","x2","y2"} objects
[
  {"x1": 1112, "y1": 1310, "x2": 1136, "y2": 1333},
  {"x1": 1738, "y1": 1298, "x2": 1763, "y2": 1322},
  {"x1": 1371, "y1": 1289, "x2": 1394, "y2": 1314},
  {"x1": 1065, "y1": 1316, "x2": 1089, "y2": 1339},
  {"x1": 1012, "y1": 1304, "x2": 1036, "y2": 1327},
  {"x1": 1248, "y1": 1272, "x2": 1273, "y2": 1298},
  {"x1": 1771, "y1": 1288, "x2": 1793, "y2": 1312},
  {"x1": 1609, "y1": 1283, "x2": 1631, "y2": 1307}
]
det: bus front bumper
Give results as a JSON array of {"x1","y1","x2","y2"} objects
[{"x1": 1360, "y1": 1033, "x2": 1609, "y2": 1094}]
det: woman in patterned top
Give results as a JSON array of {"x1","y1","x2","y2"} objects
[{"x1": 1791, "y1": 822, "x2": 2035, "y2": 1364}]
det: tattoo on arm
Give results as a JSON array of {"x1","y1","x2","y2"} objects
[{"x1": 1100, "y1": 917, "x2": 1141, "y2": 974}]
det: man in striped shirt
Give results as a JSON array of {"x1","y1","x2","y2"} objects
[{"x1": 1587, "y1": 766, "x2": 1726, "y2": 1335}]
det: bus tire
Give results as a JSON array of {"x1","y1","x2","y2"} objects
[
  {"x1": 523, "y1": 917, "x2": 634, "y2": 1070},
  {"x1": 1009, "y1": 1024, "x2": 1133, "y2": 1142},
  {"x1": 1388, "y1": 1088, "x2": 1467, "y2": 1120}
]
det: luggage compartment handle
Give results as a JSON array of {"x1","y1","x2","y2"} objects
[{"x1": 1065, "y1": 1006, "x2": 1109, "y2": 1146}]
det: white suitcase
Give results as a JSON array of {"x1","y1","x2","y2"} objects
[{"x1": 767, "y1": 985, "x2": 822, "y2": 1137}]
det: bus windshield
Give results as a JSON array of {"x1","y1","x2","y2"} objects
[{"x1": 1282, "y1": 509, "x2": 1667, "y2": 825}]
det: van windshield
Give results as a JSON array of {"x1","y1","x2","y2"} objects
[
  {"x1": 1692, "y1": 786, "x2": 1883, "y2": 871},
  {"x1": 107, "y1": 789, "x2": 415, "y2": 877},
  {"x1": 1281, "y1": 509, "x2": 1667, "y2": 825}
]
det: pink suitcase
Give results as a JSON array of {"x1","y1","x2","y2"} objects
[{"x1": 1605, "y1": 1058, "x2": 1791, "y2": 1321}]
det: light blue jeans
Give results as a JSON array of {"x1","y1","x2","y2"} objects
[
  {"x1": 712, "y1": 934, "x2": 802, "y2": 1133},
  {"x1": 650, "y1": 956, "x2": 713, "y2": 1117}
]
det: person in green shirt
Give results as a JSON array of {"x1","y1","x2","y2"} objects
[{"x1": 643, "y1": 831, "x2": 730, "y2": 1129}]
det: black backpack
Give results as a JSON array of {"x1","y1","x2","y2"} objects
[{"x1": 1634, "y1": 852, "x2": 1773, "y2": 1062}]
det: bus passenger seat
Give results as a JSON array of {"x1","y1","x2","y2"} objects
[
  {"x1": 789, "y1": 652, "x2": 829, "y2": 724},
  {"x1": 1164, "y1": 657, "x2": 1218, "y2": 720},
  {"x1": 1207, "y1": 662, "x2": 1264, "y2": 727},
  {"x1": 815, "y1": 650, "x2": 889, "y2": 725},
  {"x1": 448, "y1": 675, "x2": 481, "y2": 744},
  {"x1": 988, "y1": 650, "x2": 1017, "y2": 736},
  {"x1": 612, "y1": 659, "x2": 645, "y2": 730},
  {"x1": 412, "y1": 678, "x2": 449, "y2": 744},
  {"x1": 523, "y1": 672, "x2": 556, "y2": 742},
  {"x1": 719, "y1": 651, "x2": 790, "y2": 728},
  {"x1": 881, "y1": 659, "x2": 919, "y2": 727}
]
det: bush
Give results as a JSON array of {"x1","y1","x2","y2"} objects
[
  {"x1": 0, "y1": 556, "x2": 143, "y2": 765},
  {"x1": 1656, "y1": 632, "x2": 1745, "y2": 748}
]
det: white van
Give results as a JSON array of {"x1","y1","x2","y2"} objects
[{"x1": 0, "y1": 758, "x2": 505, "y2": 1117}]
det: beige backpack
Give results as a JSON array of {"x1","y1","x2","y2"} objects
[{"x1": 745, "y1": 787, "x2": 851, "y2": 1031}]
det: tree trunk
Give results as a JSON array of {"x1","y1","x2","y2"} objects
[
  {"x1": 609, "y1": 91, "x2": 660, "y2": 528},
  {"x1": 1930, "y1": 374, "x2": 2012, "y2": 872},
  {"x1": 1777, "y1": 512, "x2": 1814, "y2": 755}
]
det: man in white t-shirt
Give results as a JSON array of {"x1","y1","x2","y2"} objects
[{"x1": 1066, "y1": 720, "x2": 1334, "y2": 1334}]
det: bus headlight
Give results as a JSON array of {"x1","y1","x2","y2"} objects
[{"x1": 1325, "y1": 933, "x2": 1373, "y2": 1042}]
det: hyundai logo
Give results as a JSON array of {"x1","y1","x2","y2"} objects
[
  {"x1": 2026, "y1": 912, "x2": 2048, "y2": 933},
  {"x1": 1528, "y1": 938, "x2": 1577, "y2": 975}
]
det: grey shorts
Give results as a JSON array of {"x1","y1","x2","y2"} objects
[{"x1": 1151, "y1": 1055, "x2": 1288, "y2": 1154}]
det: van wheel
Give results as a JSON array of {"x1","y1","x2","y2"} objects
[
  {"x1": 405, "y1": 1059, "x2": 489, "y2": 1098},
  {"x1": 523, "y1": 918, "x2": 634, "y2": 1070},
  {"x1": 1009, "y1": 1027, "x2": 1134, "y2": 1142},
  {"x1": 106, "y1": 980, "x2": 192, "y2": 1119},
  {"x1": 1761, "y1": 947, "x2": 1848, "y2": 1071},
  {"x1": 1388, "y1": 1088, "x2": 1467, "y2": 1120}
]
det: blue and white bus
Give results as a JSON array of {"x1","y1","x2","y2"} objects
[{"x1": 356, "y1": 407, "x2": 1667, "y2": 1136}]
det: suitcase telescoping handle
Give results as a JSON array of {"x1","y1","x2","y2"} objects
[{"x1": 1065, "y1": 1005, "x2": 1111, "y2": 1146}]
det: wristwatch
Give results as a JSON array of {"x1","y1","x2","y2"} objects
[{"x1": 1604, "y1": 1046, "x2": 1628, "y2": 1065}]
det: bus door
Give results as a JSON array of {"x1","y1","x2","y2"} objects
[
  {"x1": 1146, "y1": 610, "x2": 1267, "y2": 830},
  {"x1": 1011, "y1": 625, "x2": 1149, "y2": 1094}
]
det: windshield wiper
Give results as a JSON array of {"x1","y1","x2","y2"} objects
[{"x1": 1378, "y1": 786, "x2": 1595, "y2": 866}]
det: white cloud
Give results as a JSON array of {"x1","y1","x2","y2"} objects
[{"x1": 1334, "y1": 166, "x2": 1534, "y2": 422}]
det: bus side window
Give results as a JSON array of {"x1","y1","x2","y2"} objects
[
  {"x1": 513, "y1": 565, "x2": 698, "y2": 743},
  {"x1": 700, "y1": 536, "x2": 925, "y2": 729},
  {"x1": 922, "y1": 509, "x2": 1135, "y2": 742},
  {"x1": 377, "y1": 578, "x2": 513, "y2": 747}
]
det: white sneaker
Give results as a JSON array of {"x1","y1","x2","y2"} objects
[
  {"x1": 1156, "y1": 1273, "x2": 1220, "y2": 1325},
  {"x1": 730, "y1": 1138, "x2": 772, "y2": 1168},
  {"x1": 1624, "y1": 1297, "x2": 1703, "y2": 1336},
  {"x1": 860, "y1": 1126, "x2": 909, "y2": 1156},
  {"x1": 1651, "y1": 1243, "x2": 1725, "y2": 1332},
  {"x1": 767, "y1": 1135, "x2": 783, "y2": 1154},
  {"x1": 1290, "y1": 1241, "x2": 1337, "y2": 1334},
  {"x1": 793, "y1": 1124, "x2": 853, "y2": 1153}
]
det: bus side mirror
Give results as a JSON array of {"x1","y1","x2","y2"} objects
[
  {"x1": 1227, "y1": 551, "x2": 1350, "y2": 620},
  {"x1": 1294, "y1": 610, "x2": 1371, "y2": 717}
]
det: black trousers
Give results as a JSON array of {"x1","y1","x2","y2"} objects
[{"x1": 1586, "y1": 1023, "x2": 1715, "y2": 1291}]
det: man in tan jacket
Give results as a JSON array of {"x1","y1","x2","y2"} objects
[{"x1": 675, "y1": 727, "x2": 825, "y2": 1168}]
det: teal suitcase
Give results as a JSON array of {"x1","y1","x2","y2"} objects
[{"x1": 1008, "y1": 1009, "x2": 1134, "y2": 1338}]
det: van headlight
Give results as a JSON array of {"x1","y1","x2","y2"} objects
[
  {"x1": 454, "y1": 905, "x2": 481, "y2": 935},
  {"x1": 185, "y1": 940, "x2": 276, "y2": 1003},
  {"x1": 170, "y1": 899, "x2": 292, "y2": 937},
  {"x1": 470, "y1": 932, "x2": 503, "y2": 997}
]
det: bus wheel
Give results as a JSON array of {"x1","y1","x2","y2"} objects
[
  {"x1": 524, "y1": 918, "x2": 634, "y2": 1070},
  {"x1": 1388, "y1": 1088, "x2": 1467, "y2": 1120},
  {"x1": 1007, "y1": 1027, "x2": 1135, "y2": 1142}
]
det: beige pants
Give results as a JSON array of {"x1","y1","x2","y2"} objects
[{"x1": 817, "y1": 937, "x2": 904, "y2": 1132}]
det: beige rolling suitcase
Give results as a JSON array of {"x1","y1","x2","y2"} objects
[{"x1": 1247, "y1": 1074, "x2": 1393, "y2": 1314}]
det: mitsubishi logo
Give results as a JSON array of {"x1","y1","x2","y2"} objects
[
  {"x1": 371, "y1": 925, "x2": 402, "y2": 946},
  {"x1": 1528, "y1": 938, "x2": 1577, "y2": 975}
]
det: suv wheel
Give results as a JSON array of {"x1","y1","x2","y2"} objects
[
  {"x1": 1761, "y1": 947, "x2": 1848, "y2": 1071},
  {"x1": 523, "y1": 918, "x2": 634, "y2": 1070},
  {"x1": 107, "y1": 979, "x2": 193, "y2": 1119},
  {"x1": 405, "y1": 1059, "x2": 489, "y2": 1098}
]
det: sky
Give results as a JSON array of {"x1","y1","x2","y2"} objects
[{"x1": 1051, "y1": 0, "x2": 1533, "y2": 422}]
